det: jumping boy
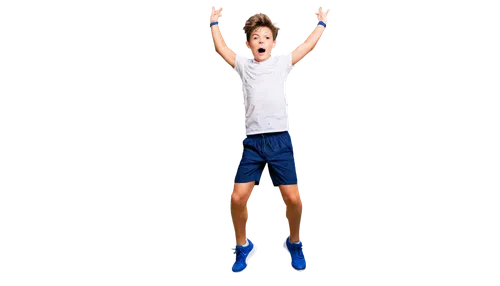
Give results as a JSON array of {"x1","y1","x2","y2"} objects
[{"x1": 210, "y1": 6, "x2": 330, "y2": 272}]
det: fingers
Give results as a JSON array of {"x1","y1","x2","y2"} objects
[
  {"x1": 210, "y1": 4, "x2": 220, "y2": 12},
  {"x1": 313, "y1": 5, "x2": 330, "y2": 15},
  {"x1": 209, "y1": 5, "x2": 225, "y2": 20},
  {"x1": 319, "y1": 8, "x2": 330, "y2": 16},
  {"x1": 212, "y1": 5, "x2": 224, "y2": 16}
]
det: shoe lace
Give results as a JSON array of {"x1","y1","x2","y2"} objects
[
  {"x1": 233, "y1": 247, "x2": 245, "y2": 262},
  {"x1": 290, "y1": 244, "x2": 304, "y2": 259}
]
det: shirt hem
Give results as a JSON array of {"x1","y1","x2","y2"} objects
[{"x1": 246, "y1": 128, "x2": 289, "y2": 136}]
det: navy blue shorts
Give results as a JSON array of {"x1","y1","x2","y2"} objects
[{"x1": 234, "y1": 131, "x2": 298, "y2": 187}]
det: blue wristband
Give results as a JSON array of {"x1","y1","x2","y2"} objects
[
  {"x1": 318, "y1": 21, "x2": 326, "y2": 28},
  {"x1": 210, "y1": 21, "x2": 218, "y2": 27}
]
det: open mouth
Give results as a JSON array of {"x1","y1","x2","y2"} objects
[{"x1": 258, "y1": 48, "x2": 266, "y2": 53}]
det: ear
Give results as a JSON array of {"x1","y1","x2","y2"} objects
[
  {"x1": 242, "y1": 40, "x2": 250, "y2": 50},
  {"x1": 273, "y1": 41, "x2": 276, "y2": 48}
]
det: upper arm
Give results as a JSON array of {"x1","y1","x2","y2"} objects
[
  {"x1": 233, "y1": 54, "x2": 247, "y2": 80},
  {"x1": 217, "y1": 46, "x2": 236, "y2": 68},
  {"x1": 280, "y1": 50, "x2": 295, "y2": 75}
]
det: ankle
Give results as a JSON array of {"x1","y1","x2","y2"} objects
[{"x1": 237, "y1": 238, "x2": 248, "y2": 246}]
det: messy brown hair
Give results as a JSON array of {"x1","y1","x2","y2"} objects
[{"x1": 243, "y1": 13, "x2": 280, "y2": 42}]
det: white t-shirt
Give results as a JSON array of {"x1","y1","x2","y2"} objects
[{"x1": 233, "y1": 52, "x2": 295, "y2": 135}]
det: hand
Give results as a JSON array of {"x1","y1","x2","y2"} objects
[
  {"x1": 211, "y1": 6, "x2": 223, "y2": 23},
  {"x1": 315, "y1": 7, "x2": 330, "y2": 24}
]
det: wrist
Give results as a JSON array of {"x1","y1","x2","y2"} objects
[
  {"x1": 315, "y1": 20, "x2": 328, "y2": 29},
  {"x1": 210, "y1": 21, "x2": 218, "y2": 27}
]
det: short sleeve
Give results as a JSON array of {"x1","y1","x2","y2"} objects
[
  {"x1": 281, "y1": 52, "x2": 295, "y2": 76},
  {"x1": 233, "y1": 54, "x2": 245, "y2": 78}
]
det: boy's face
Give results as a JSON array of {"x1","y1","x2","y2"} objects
[{"x1": 246, "y1": 26, "x2": 276, "y2": 62}]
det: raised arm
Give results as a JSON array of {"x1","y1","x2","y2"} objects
[
  {"x1": 292, "y1": 7, "x2": 330, "y2": 66},
  {"x1": 211, "y1": 6, "x2": 236, "y2": 68}
]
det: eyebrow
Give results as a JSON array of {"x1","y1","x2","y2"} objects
[{"x1": 251, "y1": 34, "x2": 270, "y2": 37}]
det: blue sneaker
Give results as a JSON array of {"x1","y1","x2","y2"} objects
[
  {"x1": 232, "y1": 239, "x2": 256, "y2": 272},
  {"x1": 284, "y1": 237, "x2": 306, "y2": 270}
]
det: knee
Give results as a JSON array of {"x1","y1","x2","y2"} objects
[
  {"x1": 231, "y1": 193, "x2": 248, "y2": 207},
  {"x1": 283, "y1": 194, "x2": 302, "y2": 207}
]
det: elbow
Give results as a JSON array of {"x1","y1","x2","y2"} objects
[{"x1": 292, "y1": 39, "x2": 316, "y2": 63}]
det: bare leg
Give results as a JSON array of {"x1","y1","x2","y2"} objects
[
  {"x1": 231, "y1": 181, "x2": 255, "y2": 245},
  {"x1": 279, "y1": 184, "x2": 302, "y2": 243}
]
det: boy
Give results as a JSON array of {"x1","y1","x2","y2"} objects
[{"x1": 210, "y1": 6, "x2": 330, "y2": 272}]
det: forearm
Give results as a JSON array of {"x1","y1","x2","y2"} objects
[
  {"x1": 304, "y1": 25, "x2": 325, "y2": 49},
  {"x1": 211, "y1": 24, "x2": 228, "y2": 52}
]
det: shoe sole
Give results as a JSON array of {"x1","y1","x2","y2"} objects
[
  {"x1": 234, "y1": 244, "x2": 257, "y2": 273},
  {"x1": 281, "y1": 235, "x2": 307, "y2": 272}
]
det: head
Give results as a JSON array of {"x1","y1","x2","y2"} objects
[{"x1": 243, "y1": 13, "x2": 280, "y2": 62}]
